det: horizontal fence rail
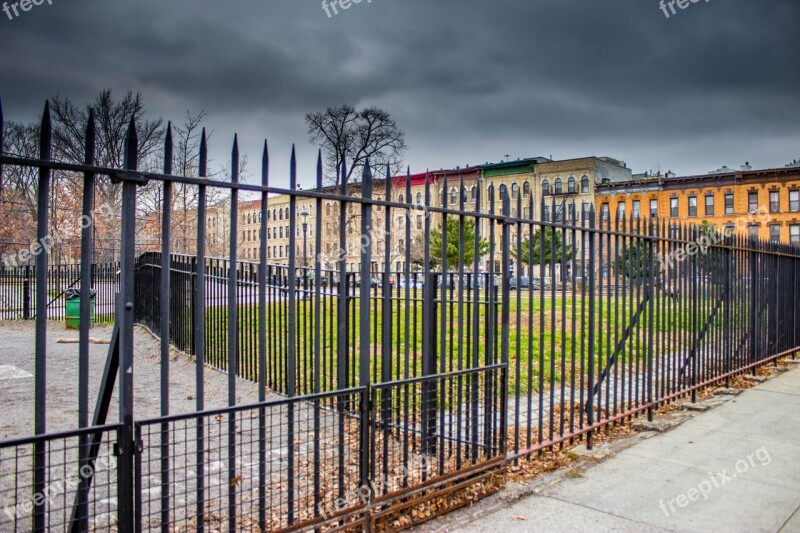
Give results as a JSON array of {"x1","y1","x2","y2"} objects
[{"x1": 0, "y1": 98, "x2": 799, "y2": 532}]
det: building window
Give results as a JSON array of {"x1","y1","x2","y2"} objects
[
  {"x1": 416, "y1": 192, "x2": 423, "y2": 205},
  {"x1": 600, "y1": 203, "x2": 610, "y2": 221},
  {"x1": 650, "y1": 199, "x2": 658, "y2": 218},
  {"x1": 462, "y1": 186, "x2": 468, "y2": 203},
  {"x1": 449, "y1": 187, "x2": 457, "y2": 205},
  {"x1": 791, "y1": 225, "x2": 800, "y2": 246},
  {"x1": 688, "y1": 196, "x2": 697, "y2": 217},
  {"x1": 748, "y1": 225, "x2": 759, "y2": 240},
  {"x1": 511, "y1": 183, "x2": 519, "y2": 199},
  {"x1": 632, "y1": 200, "x2": 640, "y2": 220},
  {"x1": 748, "y1": 192, "x2": 759, "y2": 213},
  {"x1": 416, "y1": 215, "x2": 422, "y2": 229},
  {"x1": 487, "y1": 184, "x2": 495, "y2": 201},
  {"x1": 725, "y1": 193, "x2": 734, "y2": 215},
  {"x1": 285, "y1": 207, "x2": 289, "y2": 219},
  {"x1": 524, "y1": 207, "x2": 530, "y2": 218},
  {"x1": 554, "y1": 178, "x2": 563, "y2": 195},
  {"x1": 790, "y1": 191, "x2": 799, "y2": 212},
  {"x1": 543, "y1": 205, "x2": 551, "y2": 222},
  {"x1": 581, "y1": 175, "x2": 590, "y2": 194},
  {"x1": 582, "y1": 202, "x2": 590, "y2": 221},
  {"x1": 670, "y1": 197, "x2": 679, "y2": 217},
  {"x1": 770, "y1": 191, "x2": 780, "y2": 213},
  {"x1": 617, "y1": 202, "x2": 626, "y2": 220},
  {"x1": 568, "y1": 203, "x2": 576, "y2": 222},
  {"x1": 705, "y1": 195, "x2": 714, "y2": 216},
  {"x1": 770, "y1": 225, "x2": 781, "y2": 243},
  {"x1": 568, "y1": 177, "x2": 576, "y2": 194},
  {"x1": 542, "y1": 180, "x2": 550, "y2": 196},
  {"x1": 555, "y1": 204, "x2": 563, "y2": 222},
  {"x1": 471, "y1": 186, "x2": 478, "y2": 201},
  {"x1": 523, "y1": 182, "x2": 530, "y2": 197},
  {"x1": 398, "y1": 194, "x2": 404, "y2": 204}
]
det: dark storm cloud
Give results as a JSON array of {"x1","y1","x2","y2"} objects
[{"x1": 1, "y1": 0, "x2": 799, "y2": 184}]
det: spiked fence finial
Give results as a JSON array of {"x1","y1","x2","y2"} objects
[
  {"x1": 262, "y1": 140, "x2": 269, "y2": 187},
  {"x1": 164, "y1": 121, "x2": 173, "y2": 175}
]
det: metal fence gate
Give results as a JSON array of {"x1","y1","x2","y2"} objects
[{"x1": 1, "y1": 99, "x2": 799, "y2": 532}]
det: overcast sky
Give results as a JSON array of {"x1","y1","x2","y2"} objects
[{"x1": 1, "y1": 0, "x2": 799, "y2": 187}]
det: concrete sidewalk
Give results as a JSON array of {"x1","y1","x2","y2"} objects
[{"x1": 436, "y1": 366, "x2": 800, "y2": 532}]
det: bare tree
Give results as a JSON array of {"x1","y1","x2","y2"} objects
[{"x1": 306, "y1": 105, "x2": 407, "y2": 187}]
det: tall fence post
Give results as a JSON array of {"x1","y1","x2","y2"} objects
[
  {"x1": 117, "y1": 118, "x2": 139, "y2": 533},
  {"x1": 358, "y1": 159, "x2": 374, "y2": 494},
  {"x1": 421, "y1": 171, "x2": 437, "y2": 459}
]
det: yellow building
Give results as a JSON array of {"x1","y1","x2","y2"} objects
[{"x1": 596, "y1": 164, "x2": 800, "y2": 245}]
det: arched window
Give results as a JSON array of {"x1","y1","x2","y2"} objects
[
  {"x1": 568, "y1": 177, "x2": 576, "y2": 194},
  {"x1": 450, "y1": 187, "x2": 458, "y2": 205},
  {"x1": 511, "y1": 183, "x2": 519, "y2": 199},
  {"x1": 398, "y1": 193, "x2": 404, "y2": 203},
  {"x1": 542, "y1": 180, "x2": 550, "y2": 196},
  {"x1": 462, "y1": 186, "x2": 468, "y2": 203},
  {"x1": 499, "y1": 184, "x2": 508, "y2": 200},
  {"x1": 471, "y1": 186, "x2": 477, "y2": 201},
  {"x1": 416, "y1": 192, "x2": 423, "y2": 205},
  {"x1": 581, "y1": 176, "x2": 590, "y2": 194},
  {"x1": 439, "y1": 188, "x2": 445, "y2": 206},
  {"x1": 284, "y1": 207, "x2": 289, "y2": 219},
  {"x1": 278, "y1": 209, "x2": 283, "y2": 221},
  {"x1": 523, "y1": 181, "x2": 530, "y2": 197},
  {"x1": 326, "y1": 203, "x2": 331, "y2": 216},
  {"x1": 267, "y1": 210, "x2": 271, "y2": 221},
  {"x1": 488, "y1": 184, "x2": 495, "y2": 200},
  {"x1": 554, "y1": 178, "x2": 563, "y2": 195}
]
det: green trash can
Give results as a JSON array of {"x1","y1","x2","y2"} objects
[{"x1": 64, "y1": 288, "x2": 96, "y2": 329}]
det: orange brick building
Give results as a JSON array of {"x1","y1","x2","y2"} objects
[{"x1": 595, "y1": 164, "x2": 800, "y2": 245}]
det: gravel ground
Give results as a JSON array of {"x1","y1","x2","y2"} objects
[{"x1": 0, "y1": 320, "x2": 269, "y2": 440}]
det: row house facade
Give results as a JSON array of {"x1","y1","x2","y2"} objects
[
  {"x1": 215, "y1": 155, "x2": 632, "y2": 275},
  {"x1": 595, "y1": 164, "x2": 800, "y2": 246}
]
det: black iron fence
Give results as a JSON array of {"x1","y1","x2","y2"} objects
[
  {"x1": 0, "y1": 98, "x2": 799, "y2": 532},
  {"x1": 0, "y1": 262, "x2": 118, "y2": 323}
]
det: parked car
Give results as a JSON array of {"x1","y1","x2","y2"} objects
[
  {"x1": 509, "y1": 276, "x2": 530, "y2": 291},
  {"x1": 398, "y1": 277, "x2": 424, "y2": 290}
]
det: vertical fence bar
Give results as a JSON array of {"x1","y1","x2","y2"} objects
[
  {"x1": 312, "y1": 150, "x2": 324, "y2": 520},
  {"x1": 421, "y1": 170, "x2": 437, "y2": 460},
  {"x1": 586, "y1": 205, "x2": 596, "y2": 449},
  {"x1": 159, "y1": 123, "x2": 173, "y2": 532},
  {"x1": 118, "y1": 118, "x2": 138, "y2": 533},
  {"x1": 32, "y1": 101, "x2": 51, "y2": 533},
  {"x1": 227, "y1": 136, "x2": 240, "y2": 533},
  {"x1": 194, "y1": 129, "x2": 208, "y2": 532},
  {"x1": 499, "y1": 189, "x2": 510, "y2": 457},
  {"x1": 358, "y1": 160, "x2": 373, "y2": 491},
  {"x1": 286, "y1": 146, "x2": 298, "y2": 525},
  {"x1": 257, "y1": 141, "x2": 269, "y2": 530},
  {"x1": 75, "y1": 108, "x2": 95, "y2": 532}
]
